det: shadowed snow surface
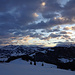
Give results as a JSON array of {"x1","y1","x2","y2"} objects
[{"x1": 0, "y1": 59, "x2": 75, "y2": 75}]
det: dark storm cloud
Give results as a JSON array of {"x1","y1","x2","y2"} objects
[
  {"x1": 62, "y1": 0, "x2": 75, "y2": 19},
  {"x1": 0, "y1": 0, "x2": 41, "y2": 24},
  {"x1": 23, "y1": 17, "x2": 69, "y2": 30},
  {"x1": 0, "y1": 0, "x2": 62, "y2": 31},
  {"x1": 61, "y1": 35, "x2": 71, "y2": 39},
  {"x1": 41, "y1": 0, "x2": 75, "y2": 29},
  {"x1": 60, "y1": 31, "x2": 72, "y2": 34},
  {"x1": 42, "y1": 0, "x2": 62, "y2": 13},
  {"x1": 41, "y1": 33, "x2": 61, "y2": 40},
  {"x1": 0, "y1": 40, "x2": 3, "y2": 44},
  {"x1": 0, "y1": 0, "x2": 40, "y2": 12},
  {"x1": 60, "y1": 0, "x2": 75, "y2": 25},
  {"x1": 24, "y1": 21, "x2": 48, "y2": 29},
  {"x1": 30, "y1": 33, "x2": 44, "y2": 39},
  {"x1": 41, "y1": 26, "x2": 60, "y2": 33},
  {"x1": 27, "y1": 18, "x2": 70, "y2": 29},
  {"x1": 53, "y1": 41, "x2": 63, "y2": 44},
  {"x1": 0, "y1": 0, "x2": 42, "y2": 38},
  {"x1": 0, "y1": 0, "x2": 74, "y2": 31},
  {"x1": 50, "y1": 33, "x2": 61, "y2": 38},
  {"x1": 41, "y1": 31, "x2": 72, "y2": 41},
  {"x1": 42, "y1": 13, "x2": 59, "y2": 19},
  {"x1": 13, "y1": 29, "x2": 43, "y2": 39}
]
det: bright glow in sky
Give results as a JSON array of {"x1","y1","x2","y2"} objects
[
  {"x1": 33, "y1": 13, "x2": 39, "y2": 17},
  {"x1": 41, "y1": 2, "x2": 46, "y2": 6}
]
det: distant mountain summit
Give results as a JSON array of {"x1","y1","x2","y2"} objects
[{"x1": 56, "y1": 42, "x2": 75, "y2": 47}]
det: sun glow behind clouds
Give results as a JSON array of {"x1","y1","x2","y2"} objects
[
  {"x1": 41, "y1": 2, "x2": 46, "y2": 6},
  {"x1": 33, "y1": 13, "x2": 39, "y2": 17},
  {"x1": 33, "y1": 2, "x2": 46, "y2": 18}
]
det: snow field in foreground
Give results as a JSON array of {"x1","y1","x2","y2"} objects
[{"x1": 0, "y1": 59, "x2": 75, "y2": 75}]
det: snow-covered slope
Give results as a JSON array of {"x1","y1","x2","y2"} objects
[
  {"x1": 0, "y1": 59, "x2": 75, "y2": 75},
  {"x1": 0, "y1": 45, "x2": 54, "y2": 58},
  {"x1": 0, "y1": 45, "x2": 46, "y2": 58},
  {"x1": 0, "y1": 45, "x2": 42, "y2": 51}
]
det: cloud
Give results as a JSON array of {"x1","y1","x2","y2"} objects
[
  {"x1": 0, "y1": 0, "x2": 74, "y2": 31},
  {"x1": 0, "y1": 40, "x2": 3, "y2": 44},
  {"x1": 41, "y1": 30, "x2": 72, "y2": 41},
  {"x1": 61, "y1": 0, "x2": 75, "y2": 23},
  {"x1": 61, "y1": 35, "x2": 71, "y2": 39},
  {"x1": 41, "y1": 33, "x2": 61, "y2": 40},
  {"x1": 0, "y1": 0, "x2": 75, "y2": 46},
  {"x1": 42, "y1": 0, "x2": 62, "y2": 13},
  {"x1": 50, "y1": 33, "x2": 61, "y2": 38},
  {"x1": 60, "y1": 31, "x2": 72, "y2": 34},
  {"x1": 0, "y1": 0, "x2": 62, "y2": 34},
  {"x1": 0, "y1": 0, "x2": 42, "y2": 36},
  {"x1": 70, "y1": 38, "x2": 75, "y2": 41},
  {"x1": 43, "y1": 13, "x2": 59, "y2": 19},
  {"x1": 64, "y1": 26, "x2": 75, "y2": 31},
  {"x1": 30, "y1": 33, "x2": 44, "y2": 39},
  {"x1": 9, "y1": 35, "x2": 34, "y2": 45},
  {"x1": 40, "y1": 0, "x2": 75, "y2": 29},
  {"x1": 27, "y1": 16, "x2": 71, "y2": 30},
  {"x1": 41, "y1": 25, "x2": 61, "y2": 33}
]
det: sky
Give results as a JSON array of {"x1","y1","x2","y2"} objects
[{"x1": 0, "y1": 0, "x2": 75, "y2": 47}]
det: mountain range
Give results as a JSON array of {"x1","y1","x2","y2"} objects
[{"x1": 0, "y1": 45, "x2": 75, "y2": 71}]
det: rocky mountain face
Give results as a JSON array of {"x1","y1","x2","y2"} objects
[{"x1": 0, "y1": 45, "x2": 75, "y2": 71}]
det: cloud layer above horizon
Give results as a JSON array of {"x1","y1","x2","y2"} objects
[{"x1": 0, "y1": 0, "x2": 75, "y2": 47}]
